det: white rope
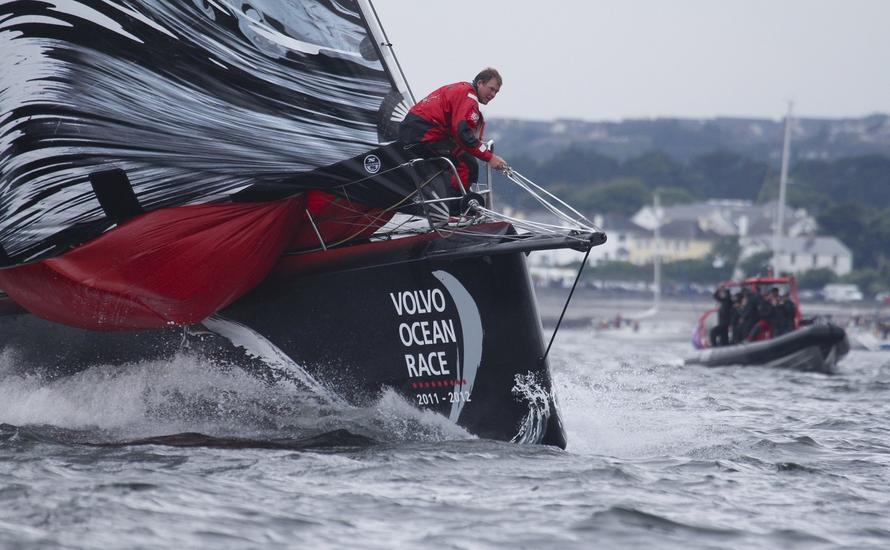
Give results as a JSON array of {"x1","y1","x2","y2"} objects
[
  {"x1": 503, "y1": 168, "x2": 597, "y2": 230},
  {"x1": 288, "y1": 163, "x2": 601, "y2": 252},
  {"x1": 473, "y1": 208, "x2": 594, "y2": 246}
]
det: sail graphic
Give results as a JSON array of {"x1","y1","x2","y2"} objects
[
  {"x1": 0, "y1": 0, "x2": 415, "y2": 263},
  {"x1": 0, "y1": 0, "x2": 420, "y2": 329}
]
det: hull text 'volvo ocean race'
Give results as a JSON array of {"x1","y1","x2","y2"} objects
[{"x1": 0, "y1": 0, "x2": 606, "y2": 447}]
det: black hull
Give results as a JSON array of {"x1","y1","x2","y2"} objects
[
  {"x1": 0, "y1": 226, "x2": 579, "y2": 447},
  {"x1": 685, "y1": 323, "x2": 850, "y2": 374}
]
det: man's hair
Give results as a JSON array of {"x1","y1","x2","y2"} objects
[{"x1": 473, "y1": 67, "x2": 502, "y2": 86}]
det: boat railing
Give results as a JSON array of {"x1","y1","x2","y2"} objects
[
  {"x1": 692, "y1": 308, "x2": 718, "y2": 349},
  {"x1": 368, "y1": 143, "x2": 604, "y2": 253},
  {"x1": 403, "y1": 140, "x2": 497, "y2": 214},
  {"x1": 474, "y1": 139, "x2": 496, "y2": 208},
  {"x1": 407, "y1": 141, "x2": 595, "y2": 231},
  {"x1": 402, "y1": 155, "x2": 483, "y2": 229}
]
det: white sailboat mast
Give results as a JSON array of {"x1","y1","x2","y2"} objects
[
  {"x1": 653, "y1": 191, "x2": 662, "y2": 313},
  {"x1": 772, "y1": 102, "x2": 793, "y2": 275}
]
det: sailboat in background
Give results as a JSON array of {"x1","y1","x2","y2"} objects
[
  {"x1": 610, "y1": 192, "x2": 661, "y2": 321},
  {"x1": 593, "y1": 192, "x2": 687, "y2": 341},
  {"x1": 771, "y1": 102, "x2": 794, "y2": 272},
  {"x1": 631, "y1": 191, "x2": 662, "y2": 320}
]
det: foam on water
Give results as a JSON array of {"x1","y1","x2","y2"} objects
[
  {"x1": 553, "y1": 334, "x2": 722, "y2": 458},
  {"x1": 0, "y1": 349, "x2": 470, "y2": 445},
  {"x1": 510, "y1": 371, "x2": 553, "y2": 444}
]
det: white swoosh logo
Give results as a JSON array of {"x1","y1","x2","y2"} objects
[{"x1": 432, "y1": 271, "x2": 483, "y2": 423}]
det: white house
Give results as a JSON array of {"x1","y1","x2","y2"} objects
[
  {"x1": 526, "y1": 212, "x2": 716, "y2": 268},
  {"x1": 740, "y1": 235, "x2": 853, "y2": 276},
  {"x1": 633, "y1": 199, "x2": 817, "y2": 238}
]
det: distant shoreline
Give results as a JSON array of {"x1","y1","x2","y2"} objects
[{"x1": 534, "y1": 286, "x2": 886, "y2": 329}]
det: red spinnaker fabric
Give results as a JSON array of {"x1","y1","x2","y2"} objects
[
  {"x1": 0, "y1": 199, "x2": 303, "y2": 330},
  {"x1": 287, "y1": 190, "x2": 392, "y2": 250}
]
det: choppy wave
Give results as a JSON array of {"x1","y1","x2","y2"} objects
[
  {"x1": 0, "y1": 349, "x2": 472, "y2": 445},
  {"x1": 3, "y1": 326, "x2": 890, "y2": 549}
]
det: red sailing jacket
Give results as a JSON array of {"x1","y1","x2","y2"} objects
[{"x1": 401, "y1": 82, "x2": 493, "y2": 162}]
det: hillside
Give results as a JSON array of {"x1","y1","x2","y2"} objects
[
  {"x1": 487, "y1": 114, "x2": 890, "y2": 163},
  {"x1": 481, "y1": 115, "x2": 890, "y2": 284}
]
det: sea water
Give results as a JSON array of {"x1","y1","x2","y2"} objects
[{"x1": 2, "y1": 322, "x2": 890, "y2": 549}]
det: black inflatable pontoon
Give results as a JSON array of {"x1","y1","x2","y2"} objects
[{"x1": 685, "y1": 322, "x2": 849, "y2": 374}]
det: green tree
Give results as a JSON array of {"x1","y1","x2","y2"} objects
[
  {"x1": 587, "y1": 261, "x2": 649, "y2": 282},
  {"x1": 536, "y1": 147, "x2": 619, "y2": 184},
  {"x1": 739, "y1": 251, "x2": 772, "y2": 278},
  {"x1": 652, "y1": 186, "x2": 695, "y2": 206},
  {"x1": 816, "y1": 202, "x2": 877, "y2": 269},
  {"x1": 756, "y1": 172, "x2": 834, "y2": 214},
  {"x1": 794, "y1": 155, "x2": 890, "y2": 206},
  {"x1": 842, "y1": 267, "x2": 890, "y2": 297},
  {"x1": 796, "y1": 268, "x2": 836, "y2": 290},
  {"x1": 860, "y1": 209, "x2": 890, "y2": 270},
  {"x1": 622, "y1": 151, "x2": 684, "y2": 189},
  {"x1": 663, "y1": 258, "x2": 733, "y2": 284},
  {"x1": 588, "y1": 178, "x2": 650, "y2": 216},
  {"x1": 709, "y1": 236, "x2": 741, "y2": 270},
  {"x1": 687, "y1": 151, "x2": 769, "y2": 200},
  {"x1": 810, "y1": 204, "x2": 890, "y2": 271}
]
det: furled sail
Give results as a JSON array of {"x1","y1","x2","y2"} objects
[{"x1": 0, "y1": 0, "x2": 422, "y2": 329}]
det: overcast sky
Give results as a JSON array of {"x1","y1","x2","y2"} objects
[{"x1": 371, "y1": 0, "x2": 890, "y2": 122}]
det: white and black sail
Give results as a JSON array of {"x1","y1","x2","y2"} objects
[{"x1": 0, "y1": 0, "x2": 416, "y2": 267}]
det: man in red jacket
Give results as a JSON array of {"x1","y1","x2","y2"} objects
[{"x1": 399, "y1": 68, "x2": 509, "y2": 195}]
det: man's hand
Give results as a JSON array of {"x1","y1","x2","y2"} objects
[{"x1": 488, "y1": 154, "x2": 508, "y2": 171}]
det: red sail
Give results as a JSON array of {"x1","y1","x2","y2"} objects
[
  {"x1": 0, "y1": 199, "x2": 304, "y2": 330},
  {"x1": 287, "y1": 191, "x2": 391, "y2": 250}
]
